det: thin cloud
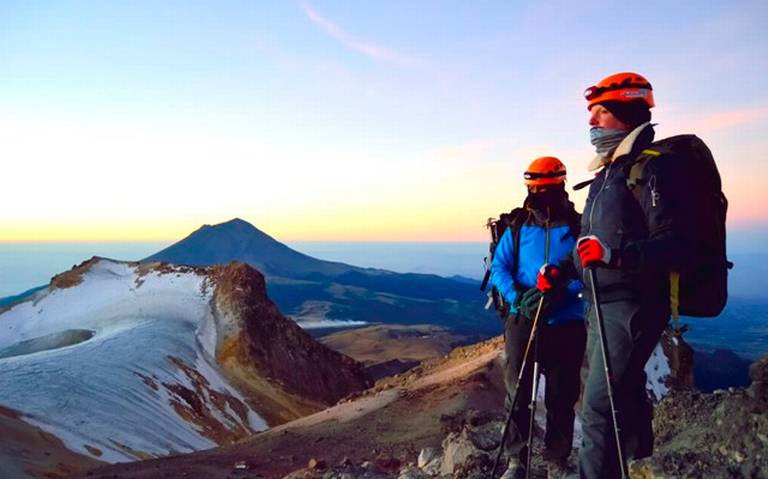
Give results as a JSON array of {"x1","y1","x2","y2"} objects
[
  {"x1": 431, "y1": 140, "x2": 583, "y2": 168},
  {"x1": 300, "y1": 2, "x2": 419, "y2": 67},
  {"x1": 665, "y1": 105, "x2": 768, "y2": 136},
  {"x1": 693, "y1": 106, "x2": 768, "y2": 134}
]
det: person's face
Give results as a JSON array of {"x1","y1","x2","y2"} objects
[
  {"x1": 589, "y1": 103, "x2": 631, "y2": 130},
  {"x1": 528, "y1": 185, "x2": 551, "y2": 194}
]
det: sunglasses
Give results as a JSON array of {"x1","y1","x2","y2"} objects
[{"x1": 584, "y1": 78, "x2": 653, "y2": 101}]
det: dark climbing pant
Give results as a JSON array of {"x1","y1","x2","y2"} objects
[
  {"x1": 578, "y1": 299, "x2": 669, "y2": 478},
  {"x1": 503, "y1": 316, "x2": 587, "y2": 463}
]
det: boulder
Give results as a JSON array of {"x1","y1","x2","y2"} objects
[
  {"x1": 417, "y1": 448, "x2": 440, "y2": 469},
  {"x1": 440, "y1": 428, "x2": 492, "y2": 476}
]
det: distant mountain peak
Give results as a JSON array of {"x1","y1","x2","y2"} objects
[
  {"x1": 144, "y1": 219, "x2": 356, "y2": 278},
  {"x1": 199, "y1": 218, "x2": 266, "y2": 237},
  {"x1": 217, "y1": 217, "x2": 258, "y2": 230},
  {"x1": 225, "y1": 217, "x2": 249, "y2": 225}
]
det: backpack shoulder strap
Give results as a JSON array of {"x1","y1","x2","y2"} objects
[
  {"x1": 498, "y1": 207, "x2": 527, "y2": 237},
  {"x1": 626, "y1": 148, "x2": 660, "y2": 192},
  {"x1": 625, "y1": 139, "x2": 677, "y2": 201},
  {"x1": 482, "y1": 207, "x2": 528, "y2": 303}
]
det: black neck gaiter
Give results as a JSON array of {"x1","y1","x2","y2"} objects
[{"x1": 525, "y1": 188, "x2": 571, "y2": 224}]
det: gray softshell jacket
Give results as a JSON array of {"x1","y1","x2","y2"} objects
[{"x1": 577, "y1": 122, "x2": 692, "y2": 303}]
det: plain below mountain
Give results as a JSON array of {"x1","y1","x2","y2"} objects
[{"x1": 319, "y1": 324, "x2": 474, "y2": 380}]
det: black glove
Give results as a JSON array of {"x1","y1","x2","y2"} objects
[
  {"x1": 518, "y1": 287, "x2": 545, "y2": 320},
  {"x1": 518, "y1": 286, "x2": 566, "y2": 322}
]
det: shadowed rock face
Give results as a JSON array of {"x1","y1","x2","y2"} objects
[{"x1": 211, "y1": 262, "x2": 372, "y2": 414}]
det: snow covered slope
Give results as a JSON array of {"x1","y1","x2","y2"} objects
[
  {"x1": 0, "y1": 258, "x2": 370, "y2": 473},
  {"x1": 0, "y1": 258, "x2": 265, "y2": 463}
]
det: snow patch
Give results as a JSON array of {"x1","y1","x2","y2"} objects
[
  {"x1": 297, "y1": 319, "x2": 368, "y2": 329},
  {"x1": 645, "y1": 342, "x2": 671, "y2": 400}
]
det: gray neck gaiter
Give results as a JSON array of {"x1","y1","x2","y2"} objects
[{"x1": 590, "y1": 127, "x2": 628, "y2": 158}]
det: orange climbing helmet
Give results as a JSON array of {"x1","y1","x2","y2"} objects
[
  {"x1": 584, "y1": 72, "x2": 655, "y2": 110},
  {"x1": 524, "y1": 157, "x2": 567, "y2": 186}
]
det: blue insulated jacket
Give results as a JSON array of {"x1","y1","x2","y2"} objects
[{"x1": 490, "y1": 221, "x2": 585, "y2": 326}]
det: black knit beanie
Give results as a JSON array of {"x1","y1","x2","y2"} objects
[{"x1": 601, "y1": 100, "x2": 651, "y2": 129}]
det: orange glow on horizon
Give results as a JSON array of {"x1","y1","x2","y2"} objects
[
  {"x1": 4, "y1": 212, "x2": 767, "y2": 244},
  {"x1": 1, "y1": 211, "x2": 498, "y2": 243},
  {"x1": 2, "y1": 169, "x2": 765, "y2": 244}
]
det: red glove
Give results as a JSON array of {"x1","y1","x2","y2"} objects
[
  {"x1": 536, "y1": 264, "x2": 561, "y2": 292},
  {"x1": 577, "y1": 235, "x2": 612, "y2": 268}
]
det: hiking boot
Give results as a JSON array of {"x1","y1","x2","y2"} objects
[
  {"x1": 500, "y1": 457, "x2": 526, "y2": 479},
  {"x1": 546, "y1": 459, "x2": 572, "y2": 479}
]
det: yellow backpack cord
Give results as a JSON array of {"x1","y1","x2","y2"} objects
[{"x1": 669, "y1": 272, "x2": 681, "y2": 319}]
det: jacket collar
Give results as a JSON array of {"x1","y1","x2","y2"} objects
[{"x1": 587, "y1": 121, "x2": 654, "y2": 172}]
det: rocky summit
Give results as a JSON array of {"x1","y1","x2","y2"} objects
[{"x1": 629, "y1": 355, "x2": 768, "y2": 479}]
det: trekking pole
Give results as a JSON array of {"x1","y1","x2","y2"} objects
[
  {"x1": 525, "y1": 326, "x2": 542, "y2": 479},
  {"x1": 490, "y1": 294, "x2": 546, "y2": 479},
  {"x1": 587, "y1": 267, "x2": 628, "y2": 479},
  {"x1": 524, "y1": 217, "x2": 550, "y2": 479}
]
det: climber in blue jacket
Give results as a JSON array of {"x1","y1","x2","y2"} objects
[{"x1": 491, "y1": 156, "x2": 587, "y2": 479}]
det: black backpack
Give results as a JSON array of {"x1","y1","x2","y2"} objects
[
  {"x1": 480, "y1": 208, "x2": 528, "y2": 319},
  {"x1": 627, "y1": 134, "x2": 731, "y2": 318}
]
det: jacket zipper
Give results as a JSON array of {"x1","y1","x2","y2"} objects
[{"x1": 588, "y1": 162, "x2": 613, "y2": 235}]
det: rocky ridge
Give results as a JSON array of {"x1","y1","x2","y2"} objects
[{"x1": 210, "y1": 261, "x2": 372, "y2": 423}]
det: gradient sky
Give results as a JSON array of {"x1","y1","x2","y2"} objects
[{"x1": 2, "y1": 0, "x2": 767, "y2": 242}]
